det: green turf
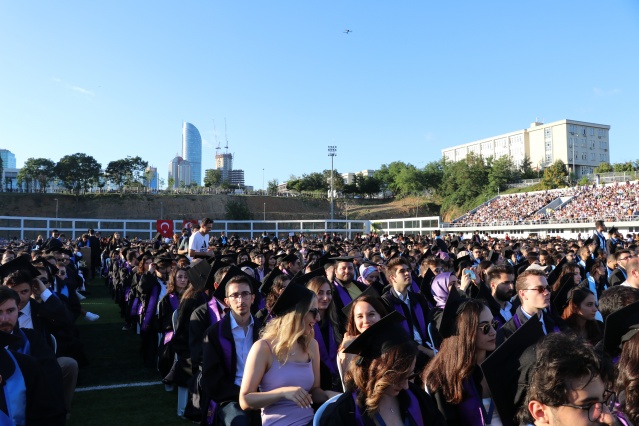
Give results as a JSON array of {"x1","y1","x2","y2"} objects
[{"x1": 67, "y1": 276, "x2": 187, "y2": 425}]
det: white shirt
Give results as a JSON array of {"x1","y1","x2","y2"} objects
[
  {"x1": 500, "y1": 301, "x2": 513, "y2": 322},
  {"x1": 392, "y1": 288, "x2": 423, "y2": 345},
  {"x1": 188, "y1": 232, "x2": 209, "y2": 261},
  {"x1": 18, "y1": 289, "x2": 53, "y2": 329},
  {"x1": 230, "y1": 313, "x2": 254, "y2": 387},
  {"x1": 521, "y1": 307, "x2": 547, "y2": 334}
]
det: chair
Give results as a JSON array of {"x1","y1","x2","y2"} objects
[{"x1": 312, "y1": 394, "x2": 342, "y2": 426}]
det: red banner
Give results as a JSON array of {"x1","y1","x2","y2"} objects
[
  {"x1": 182, "y1": 219, "x2": 199, "y2": 230},
  {"x1": 156, "y1": 220, "x2": 174, "y2": 238}
]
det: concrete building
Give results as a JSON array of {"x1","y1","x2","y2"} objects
[
  {"x1": 229, "y1": 169, "x2": 245, "y2": 187},
  {"x1": 0, "y1": 149, "x2": 16, "y2": 169},
  {"x1": 168, "y1": 155, "x2": 192, "y2": 189},
  {"x1": 441, "y1": 119, "x2": 611, "y2": 177},
  {"x1": 341, "y1": 169, "x2": 376, "y2": 185},
  {"x1": 215, "y1": 152, "x2": 233, "y2": 182},
  {"x1": 182, "y1": 122, "x2": 202, "y2": 185},
  {"x1": 145, "y1": 166, "x2": 158, "y2": 190}
]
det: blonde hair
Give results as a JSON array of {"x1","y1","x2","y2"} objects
[{"x1": 260, "y1": 293, "x2": 316, "y2": 365}]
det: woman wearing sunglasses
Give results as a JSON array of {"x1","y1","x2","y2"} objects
[
  {"x1": 240, "y1": 283, "x2": 331, "y2": 426},
  {"x1": 422, "y1": 299, "x2": 500, "y2": 425}
]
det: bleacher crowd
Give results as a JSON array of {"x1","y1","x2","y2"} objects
[{"x1": 3, "y1": 219, "x2": 639, "y2": 425}]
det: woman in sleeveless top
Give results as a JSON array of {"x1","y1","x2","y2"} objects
[
  {"x1": 240, "y1": 283, "x2": 330, "y2": 426},
  {"x1": 422, "y1": 299, "x2": 501, "y2": 425}
]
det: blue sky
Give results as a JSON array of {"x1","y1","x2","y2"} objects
[{"x1": 1, "y1": 1, "x2": 638, "y2": 190}]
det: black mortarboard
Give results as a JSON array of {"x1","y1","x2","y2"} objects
[
  {"x1": 437, "y1": 288, "x2": 465, "y2": 339},
  {"x1": 318, "y1": 253, "x2": 334, "y2": 268},
  {"x1": 187, "y1": 260, "x2": 214, "y2": 291},
  {"x1": 214, "y1": 265, "x2": 259, "y2": 301},
  {"x1": 453, "y1": 255, "x2": 471, "y2": 271},
  {"x1": 419, "y1": 269, "x2": 437, "y2": 307},
  {"x1": 481, "y1": 315, "x2": 545, "y2": 426},
  {"x1": 489, "y1": 250, "x2": 500, "y2": 264},
  {"x1": 0, "y1": 255, "x2": 40, "y2": 281},
  {"x1": 259, "y1": 268, "x2": 283, "y2": 296},
  {"x1": 154, "y1": 232, "x2": 163, "y2": 241},
  {"x1": 280, "y1": 253, "x2": 299, "y2": 264},
  {"x1": 341, "y1": 285, "x2": 380, "y2": 317},
  {"x1": 289, "y1": 267, "x2": 326, "y2": 288},
  {"x1": 609, "y1": 226, "x2": 619, "y2": 236},
  {"x1": 136, "y1": 250, "x2": 152, "y2": 262},
  {"x1": 237, "y1": 260, "x2": 259, "y2": 271},
  {"x1": 551, "y1": 274, "x2": 576, "y2": 315},
  {"x1": 0, "y1": 330, "x2": 21, "y2": 347},
  {"x1": 329, "y1": 256, "x2": 355, "y2": 263},
  {"x1": 33, "y1": 256, "x2": 58, "y2": 278},
  {"x1": 270, "y1": 283, "x2": 315, "y2": 317},
  {"x1": 154, "y1": 253, "x2": 173, "y2": 264},
  {"x1": 342, "y1": 311, "x2": 411, "y2": 359},
  {"x1": 603, "y1": 301, "x2": 639, "y2": 355},
  {"x1": 449, "y1": 240, "x2": 459, "y2": 249},
  {"x1": 546, "y1": 256, "x2": 567, "y2": 287},
  {"x1": 584, "y1": 237, "x2": 595, "y2": 247},
  {"x1": 176, "y1": 254, "x2": 190, "y2": 265}
]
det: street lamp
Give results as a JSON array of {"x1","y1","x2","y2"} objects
[
  {"x1": 328, "y1": 146, "x2": 337, "y2": 221},
  {"x1": 54, "y1": 198, "x2": 59, "y2": 228},
  {"x1": 263, "y1": 203, "x2": 266, "y2": 221},
  {"x1": 262, "y1": 168, "x2": 265, "y2": 195}
]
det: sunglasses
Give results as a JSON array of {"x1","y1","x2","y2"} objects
[
  {"x1": 523, "y1": 285, "x2": 549, "y2": 294},
  {"x1": 308, "y1": 308, "x2": 320, "y2": 318},
  {"x1": 478, "y1": 320, "x2": 500, "y2": 335}
]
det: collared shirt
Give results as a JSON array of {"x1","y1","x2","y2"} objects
[
  {"x1": 156, "y1": 279, "x2": 168, "y2": 314},
  {"x1": 391, "y1": 288, "x2": 423, "y2": 345},
  {"x1": 230, "y1": 313, "x2": 254, "y2": 387},
  {"x1": 521, "y1": 307, "x2": 547, "y2": 334},
  {"x1": 500, "y1": 301, "x2": 513, "y2": 322},
  {"x1": 19, "y1": 300, "x2": 34, "y2": 329}
]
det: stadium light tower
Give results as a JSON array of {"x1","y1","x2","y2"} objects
[{"x1": 328, "y1": 146, "x2": 337, "y2": 221}]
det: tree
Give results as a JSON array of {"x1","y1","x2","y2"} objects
[
  {"x1": 422, "y1": 160, "x2": 445, "y2": 193},
  {"x1": 613, "y1": 162, "x2": 634, "y2": 172},
  {"x1": 104, "y1": 156, "x2": 149, "y2": 191},
  {"x1": 55, "y1": 154, "x2": 102, "y2": 195},
  {"x1": 487, "y1": 155, "x2": 515, "y2": 193},
  {"x1": 167, "y1": 177, "x2": 175, "y2": 191},
  {"x1": 519, "y1": 155, "x2": 536, "y2": 179},
  {"x1": 225, "y1": 199, "x2": 252, "y2": 220},
  {"x1": 322, "y1": 169, "x2": 345, "y2": 192},
  {"x1": 540, "y1": 160, "x2": 568, "y2": 189},
  {"x1": 267, "y1": 179, "x2": 279, "y2": 195},
  {"x1": 204, "y1": 169, "x2": 222, "y2": 187},
  {"x1": 17, "y1": 158, "x2": 56, "y2": 193},
  {"x1": 594, "y1": 162, "x2": 613, "y2": 174},
  {"x1": 357, "y1": 175, "x2": 381, "y2": 198}
]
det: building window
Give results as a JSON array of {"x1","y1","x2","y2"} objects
[
  {"x1": 590, "y1": 152, "x2": 595, "y2": 160},
  {"x1": 589, "y1": 128, "x2": 595, "y2": 136}
]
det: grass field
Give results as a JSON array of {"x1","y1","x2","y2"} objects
[{"x1": 67, "y1": 277, "x2": 189, "y2": 426}]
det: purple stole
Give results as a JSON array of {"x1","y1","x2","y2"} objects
[
  {"x1": 206, "y1": 318, "x2": 235, "y2": 426},
  {"x1": 162, "y1": 293, "x2": 180, "y2": 345},
  {"x1": 392, "y1": 297, "x2": 427, "y2": 342},
  {"x1": 333, "y1": 280, "x2": 353, "y2": 308},
  {"x1": 314, "y1": 322, "x2": 338, "y2": 376},
  {"x1": 613, "y1": 403, "x2": 632, "y2": 426},
  {"x1": 459, "y1": 377, "x2": 492, "y2": 426},
  {"x1": 207, "y1": 298, "x2": 223, "y2": 326},
  {"x1": 351, "y1": 388, "x2": 423, "y2": 426},
  {"x1": 513, "y1": 312, "x2": 560, "y2": 334},
  {"x1": 141, "y1": 285, "x2": 159, "y2": 332},
  {"x1": 410, "y1": 278, "x2": 420, "y2": 294}
]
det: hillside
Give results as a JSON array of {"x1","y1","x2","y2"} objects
[{"x1": 0, "y1": 193, "x2": 441, "y2": 221}]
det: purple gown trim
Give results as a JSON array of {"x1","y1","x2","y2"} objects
[
  {"x1": 334, "y1": 281, "x2": 352, "y2": 308},
  {"x1": 351, "y1": 388, "x2": 423, "y2": 426},
  {"x1": 314, "y1": 322, "x2": 338, "y2": 376}
]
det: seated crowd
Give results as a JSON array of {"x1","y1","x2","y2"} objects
[{"x1": 4, "y1": 219, "x2": 639, "y2": 425}]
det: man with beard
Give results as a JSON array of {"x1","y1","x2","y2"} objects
[
  {"x1": 330, "y1": 256, "x2": 367, "y2": 311},
  {"x1": 487, "y1": 265, "x2": 516, "y2": 323}
]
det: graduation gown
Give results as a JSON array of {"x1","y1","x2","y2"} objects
[
  {"x1": 496, "y1": 307, "x2": 561, "y2": 346},
  {"x1": 332, "y1": 279, "x2": 368, "y2": 312}
]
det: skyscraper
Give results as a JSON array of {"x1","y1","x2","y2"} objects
[
  {"x1": 0, "y1": 149, "x2": 17, "y2": 169},
  {"x1": 168, "y1": 155, "x2": 192, "y2": 189},
  {"x1": 182, "y1": 122, "x2": 202, "y2": 185}
]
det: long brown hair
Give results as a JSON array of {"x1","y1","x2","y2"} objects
[
  {"x1": 345, "y1": 295, "x2": 388, "y2": 337},
  {"x1": 616, "y1": 332, "x2": 639, "y2": 425},
  {"x1": 561, "y1": 287, "x2": 602, "y2": 344},
  {"x1": 422, "y1": 299, "x2": 485, "y2": 404},
  {"x1": 553, "y1": 263, "x2": 581, "y2": 292},
  {"x1": 306, "y1": 276, "x2": 342, "y2": 345},
  {"x1": 166, "y1": 267, "x2": 189, "y2": 295}
]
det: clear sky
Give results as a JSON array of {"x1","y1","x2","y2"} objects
[{"x1": 1, "y1": 1, "x2": 638, "y2": 190}]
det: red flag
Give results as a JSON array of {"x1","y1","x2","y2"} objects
[
  {"x1": 182, "y1": 219, "x2": 199, "y2": 230},
  {"x1": 156, "y1": 220, "x2": 174, "y2": 238}
]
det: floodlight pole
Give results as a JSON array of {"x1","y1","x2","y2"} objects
[{"x1": 328, "y1": 146, "x2": 337, "y2": 221}]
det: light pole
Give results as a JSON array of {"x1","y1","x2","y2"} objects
[
  {"x1": 54, "y1": 198, "x2": 59, "y2": 228},
  {"x1": 160, "y1": 201, "x2": 163, "y2": 219},
  {"x1": 262, "y1": 168, "x2": 265, "y2": 195},
  {"x1": 263, "y1": 203, "x2": 266, "y2": 221},
  {"x1": 328, "y1": 146, "x2": 337, "y2": 221}
]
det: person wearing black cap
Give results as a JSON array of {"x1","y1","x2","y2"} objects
[
  {"x1": 320, "y1": 312, "x2": 445, "y2": 426},
  {"x1": 422, "y1": 299, "x2": 499, "y2": 425},
  {"x1": 606, "y1": 226, "x2": 621, "y2": 255},
  {"x1": 497, "y1": 269, "x2": 559, "y2": 345},
  {"x1": 43, "y1": 229, "x2": 63, "y2": 251},
  {"x1": 201, "y1": 274, "x2": 262, "y2": 426},
  {"x1": 279, "y1": 252, "x2": 302, "y2": 276},
  {"x1": 331, "y1": 256, "x2": 367, "y2": 311},
  {"x1": 239, "y1": 283, "x2": 331, "y2": 426},
  {"x1": 520, "y1": 333, "x2": 619, "y2": 426}
]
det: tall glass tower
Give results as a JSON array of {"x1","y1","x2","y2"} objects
[{"x1": 182, "y1": 122, "x2": 202, "y2": 185}]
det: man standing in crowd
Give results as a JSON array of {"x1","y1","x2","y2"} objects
[{"x1": 189, "y1": 218, "x2": 214, "y2": 261}]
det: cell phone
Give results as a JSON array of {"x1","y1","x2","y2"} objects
[{"x1": 464, "y1": 269, "x2": 476, "y2": 280}]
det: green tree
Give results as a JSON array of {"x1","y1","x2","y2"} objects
[
  {"x1": 225, "y1": 198, "x2": 252, "y2": 220},
  {"x1": 540, "y1": 160, "x2": 568, "y2": 189},
  {"x1": 204, "y1": 169, "x2": 222, "y2": 187},
  {"x1": 519, "y1": 155, "x2": 536, "y2": 179},
  {"x1": 487, "y1": 155, "x2": 515, "y2": 193},
  {"x1": 594, "y1": 162, "x2": 613, "y2": 173},
  {"x1": 422, "y1": 160, "x2": 445, "y2": 193},
  {"x1": 322, "y1": 169, "x2": 345, "y2": 192},
  {"x1": 104, "y1": 156, "x2": 149, "y2": 191},
  {"x1": 613, "y1": 162, "x2": 634, "y2": 172},
  {"x1": 54, "y1": 154, "x2": 102, "y2": 194},
  {"x1": 267, "y1": 179, "x2": 279, "y2": 195},
  {"x1": 17, "y1": 158, "x2": 56, "y2": 193},
  {"x1": 357, "y1": 175, "x2": 381, "y2": 198},
  {"x1": 167, "y1": 177, "x2": 175, "y2": 191}
]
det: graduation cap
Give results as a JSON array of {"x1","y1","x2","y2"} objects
[
  {"x1": 453, "y1": 255, "x2": 471, "y2": 272},
  {"x1": 449, "y1": 240, "x2": 459, "y2": 249},
  {"x1": 32, "y1": 256, "x2": 59, "y2": 277},
  {"x1": 609, "y1": 226, "x2": 619, "y2": 236},
  {"x1": 603, "y1": 301, "x2": 639, "y2": 355},
  {"x1": 551, "y1": 274, "x2": 576, "y2": 316},
  {"x1": 480, "y1": 315, "x2": 545, "y2": 426},
  {"x1": 341, "y1": 285, "x2": 381, "y2": 317},
  {"x1": 136, "y1": 250, "x2": 152, "y2": 263},
  {"x1": 0, "y1": 330, "x2": 21, "y2": 347},
  {"x1": 488, "y1": 250, "x2": 500, "y2": 264},
  {"x1": 419, "y1": 269, "x2": 437, "y2": 307},
  {"x1": 437, "y1": 288, "x2": 466, "y2": 339},
  {"x1": 289, "y1": 267, "x2": 327, "y2": 288},
  {"x1": 583, "y1": 237, "x2": 595, "y2": 247},
  {"x1": 318, "y1": 253, "x2": 334, "y2": 268},
  {"x1": 176, "y1": 254, "x2": 191, "y2": 265},
  {"x1": 259, "y1": 268, "x2": 284, "y2": 296},
  {"x1": 329, "y1": 256, "x2": 355, "y2": 263},
  {"x1": 187, "y1": 260, "x2": 215, "y2": 291},
  {"x1": 0, "y1": 255, "x2": 40, "y2": 282},
  {"x1": 237, "y1": 260, "x2": 259, "y2": 271},
  {"x1": 270, "y1": 283, "x2": 315, "y2": 317},
  {"x1": 154, "y1": 253, "x2": 174, "y2": 264},
  {"x1": 213, "y1": 265, "x2": 259, "y2": 301},
  {"x1": 342, "y1": 311, "x2": 411, "y2": 359},
  {"x1": 154, "y1": 232, "x2": 163, "y2": 241},
  {"x1": 546, "y1": 256, "x2": 568, "y2": 288}
]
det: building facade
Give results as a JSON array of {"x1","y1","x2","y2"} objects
[
  {"x1": 341, "y1": 169, "x2": 376, "y2": 185},
  {"x1": 168, "y1": 155, "x2": 192, "y2": 189},
  {"x1": 145, "y1": 166, "x2": 158, "y2": 190},
  {"x1": 0, "y1": 149, "x2": 16, "y2": 169},
  {"x1": 215, "y1": 152, "x2": 233, "y2": 182},
  {"x1": 182, "y1": 122, "x2": 202, "y2": 185},
  {"x1": 229, "y1": 169, "x2": 245, "y2": 187},
  {"x1": 441, "y1": 119, "x2": 611, "y2": 177}
]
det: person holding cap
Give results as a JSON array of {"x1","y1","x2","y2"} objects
[
  {"x1": 240, "y1": 283, "x2": 331, "y2": 426},
  {"x1": 320, "y1": 312, "x2": 445, "y2": 425}
]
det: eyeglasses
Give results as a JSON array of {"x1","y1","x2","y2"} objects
[
  {"x1": 226, "y1": 291, "x2": 253, "y2": 300},
  {"x1": 478, "y1": 319, "x2": 500, "y2": 335},
  {"x1": 559, "y1": 390, "x2": 616, "y2": 422},
  {"x1": 523, "y1": 286, "x2": 549, "y2": 294},
  {"x1": 308, "y1": 308, "x2": 320, "y2": 318}
]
